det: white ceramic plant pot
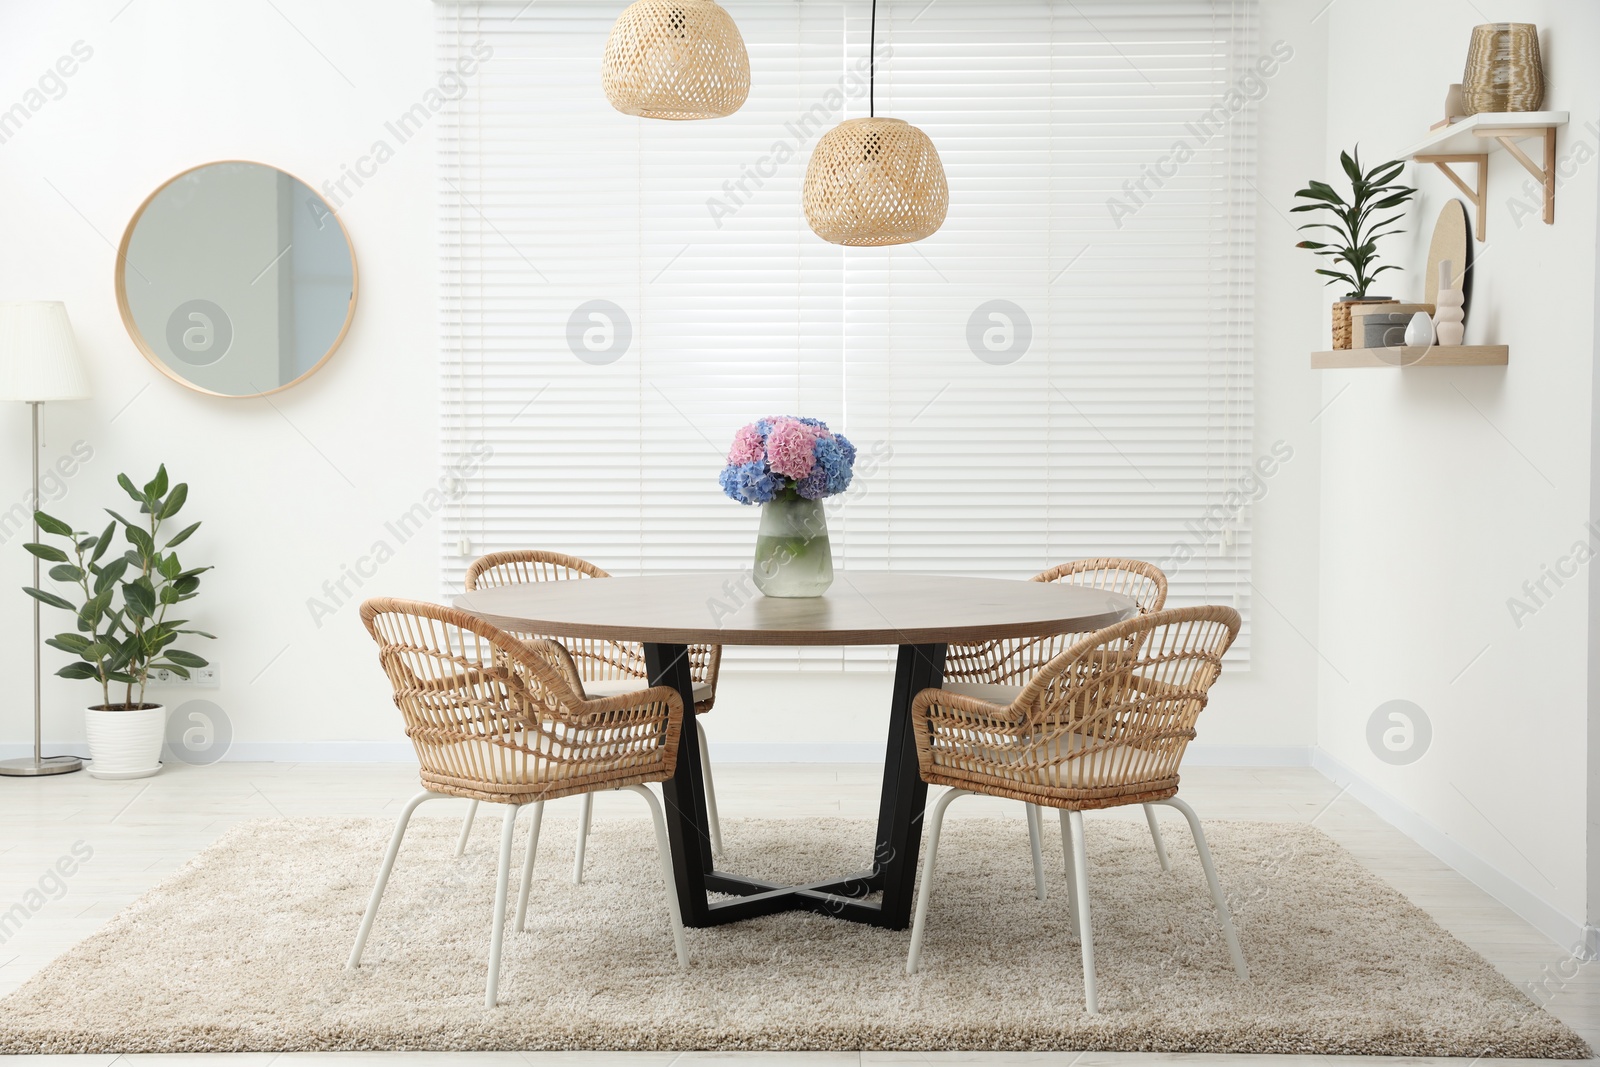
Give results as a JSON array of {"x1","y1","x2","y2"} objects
[{"x1": 84, "y1": 703, "x2": 167, "y2": 780}]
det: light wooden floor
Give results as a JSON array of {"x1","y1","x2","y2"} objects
[{"x1": 1, "y1": 762, "x2": 1596, "y2": 1066}]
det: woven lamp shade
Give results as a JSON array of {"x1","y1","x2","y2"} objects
[
  {"x1": 602, "y1": 0, "x2": 750, "y2": 120},
  {"x1": 803, "y1": 117, "x2": 948, "y2": 246}
]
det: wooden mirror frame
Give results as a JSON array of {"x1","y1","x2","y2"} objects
[{"x1": 114, "y1": 160, "x2": 359, "y2": 399}]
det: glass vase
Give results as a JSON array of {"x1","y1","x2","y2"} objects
[{"x1": 752, "y1": 495, "x2": 834, "y2": 597}]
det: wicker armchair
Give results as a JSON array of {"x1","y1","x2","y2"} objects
[
  {"x1": 906, "y1": 606, "x2": 1247, "y2": 1014},
  {"x1": 348, "y1": 598, "x2": 688, "y2": 1007},
  {"x1": 944, "y1": 558, "x2": 1168, "y2": 686},
  {"x1": 945, "y1": 558, "x2": 1172, "y2": 891},
  {"x1": 457, "y1": 549, "x2": 727, "y2": 872}
]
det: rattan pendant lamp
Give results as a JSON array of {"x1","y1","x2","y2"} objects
[
  {"x1": 802, "y1": 0, "x2": 947, "y2": 246},
  {"x1": 602, "y1": 0, "x2": 750, "y2": 120}
]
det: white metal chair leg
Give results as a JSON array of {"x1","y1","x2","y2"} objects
[
  {"x1": 906, "y1": 787, "x2": 971, "y2": 974},
  {"x1": 1153, "y1": 796, "x2": 1249, "y2": 980},
  {"x1": 1068, "y1": 809, "x2": 1097, "y2": 1014},
  {"x1": 1057, "y1": 807, "x2": 1077, "y2": 927},
  {"x1": 572, "y1": 791, "x2": 594, "y2": 885},
  {"x1": 455, "y1": 799, "x2": 479, "y2": 856},
  {"x1": 697, "y1": 722, "x2": 724, "y2": 857},
  {"x1": 484, "y1": 802, "x2": 521, "y2": 1008},
  {"x1": 348, "y1": 789, "x2": 442, "y2": 970},
  {"x1": 1143, "y1": 803, "x2": 1171, "y2": 871},
  {"x1": 624, "y1": 784, "x2": 690, "y2": 967},
  {"x1": 514, "y1": 800, "x2": 545, "y2": 933},
  {"x1": 1025, "y1": 802, "x2": 1047, "y2": 901}
]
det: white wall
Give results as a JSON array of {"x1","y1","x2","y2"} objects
[
  {"x1": 0, "y1": 1, "x2": 1324, "y2": 764},
  {"x1": 0, "y1": 1, "x2": 441, "y2": 754},
  {"x1": 1314, "y1": 1, "x2": 1600, "y2": 941}
]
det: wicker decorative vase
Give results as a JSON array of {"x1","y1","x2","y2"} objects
[
  {"x1": 752, "y1": 495, "x2": 834, "y2": 598},
  {"x1": 1332, "y1": 297, "x2": 1397, "y2": 350},
  {"x1": 1462, "y1": 23, "x2": 1544, "y2": 114},
  {"x1": 602, "y1": 0, "x2": 750, "y2": 120},
  {"x1": 803, "y1": 118, "x2": 949, "y2": 246}
]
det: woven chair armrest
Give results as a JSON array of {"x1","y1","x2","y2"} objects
[
  {"x1": 515, "y1": 638, "x2": 585, "y2": 693},
  {"x1": 911, "y1": 687, "x2": 1031, "y2": 735},
  {"x1": 559, "y1": 684, "x2": 685, "y2": 729}
]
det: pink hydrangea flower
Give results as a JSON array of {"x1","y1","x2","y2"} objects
[
  {"x1": 764, "y1": 418, "x2": 820, "y2": 479},
  {"x1": 727, "y1": 423, "x2": 765, "y2": 466}
]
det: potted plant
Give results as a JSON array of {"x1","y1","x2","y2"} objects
[
  {"x1": 1293, "y1": 147, "x2": 1417, "y2": 349},
  {"x1": 23, "y1": 466, "x2": 212, "y2": 779}
]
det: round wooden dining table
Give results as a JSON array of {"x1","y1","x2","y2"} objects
[{"x1": 455, "y1": 571, "x2": 1135, "y2": 931}]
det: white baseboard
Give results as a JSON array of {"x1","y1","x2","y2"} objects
[
  {"x1": 1312, "y1": 748, "x2": 1584, "y2": 952},
  {"x1": 2, "y1": 740, "x2": 1313, "y2": 766},
  {"x1": 1181, "y1": 744, "x2": 1312, "y2": 766}
]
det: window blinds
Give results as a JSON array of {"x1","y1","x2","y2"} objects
[{"x1": 438, "y1": 0, "x2": 1259, "y2": 668}]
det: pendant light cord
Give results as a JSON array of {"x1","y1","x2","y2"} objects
[{"x1": 869, "y1": 0, "x2": 877, "y2": 118}]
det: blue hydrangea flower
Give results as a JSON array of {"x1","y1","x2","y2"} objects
[
  {"x1": 795, "y1": 464, "x2": 830, "y2": 500},
  {"x1": 813, "y1": 434, "x2": 855, "y2": 495},
  {"x1": 719, "y1": 461, "x2": 782, "y2": 505}
]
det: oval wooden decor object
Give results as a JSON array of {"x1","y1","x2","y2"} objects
[
  {"x1": 803, "y1": 117, "x2": 949, "y2": 246},
  {"x1": 602, "y1": 0, "x2": 750, "y2": 120},
  {"x1": 1424, "y1": 199, "x2": 1472, "y2": 318}
]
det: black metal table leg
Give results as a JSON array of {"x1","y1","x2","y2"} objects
[
  {"x1": 645, "y1": 642, "x2": 713, "y2": 924},
  {"x1": 872, "y1": 642, "x2": 947, "y2": 928},
  {"x1": 645, "y1": 639, "x2": 944, "y2": 930}
]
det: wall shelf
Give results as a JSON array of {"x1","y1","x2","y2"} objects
[
  {"x1": 1403, "y1": 111, "x2": 1568, "y2": 240},
  {"x1": 1311, "y1": 345, "x2": 1508, "y2": 369}
]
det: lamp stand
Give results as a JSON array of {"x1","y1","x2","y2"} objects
[{"x1": 0, "y1": 401, "x2": 82, "y2": 777}]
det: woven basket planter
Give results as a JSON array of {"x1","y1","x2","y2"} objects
[
  {"x1": 803, "y1": 117, "x2": 949, "y2": 246},
  {"x1": 602, "y1": 0, "x2": 750, "y2": 120},
  {"x1": 1462, "y1": 23, "x2": 1543, "y2": 114},
  {"x1": 1332, "y1": 297, "x2": 1397, "y2": 350}
]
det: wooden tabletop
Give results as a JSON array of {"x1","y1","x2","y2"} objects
[{"x1": 453, "y1": 571, "x2": 1136, "y2": 646}]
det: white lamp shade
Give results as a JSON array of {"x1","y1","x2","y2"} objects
[{"x1": 0, "y1": 301, "x2": 90, "y2": 402}]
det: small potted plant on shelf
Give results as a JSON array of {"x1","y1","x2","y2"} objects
[
  {"x1": 23, "y1": 466, "x2": 212, "y2": 779},
  {"x1": 1294, "y1": 147, "x2": 1417, "y2": 349}
]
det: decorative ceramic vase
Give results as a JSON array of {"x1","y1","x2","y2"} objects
[
  {"x1": 1404, "y1": 311, "x2": 1436, "y2": 348},
  {"x1": 752, "y1": 495, "x2": 834, "y2": 598},
  {"x1": 84, "y1": 703, "x2": 168, "y2": 779},
  {"x1": 1443, "y1": 83, "x2": 1466, "y2": 123},
  {"x1": 1462, "y1": 23, "x2": 1544, "y2": 114},
  {"x1": 1433, "y1": 260, "x2": 1466, "y2": 346}
]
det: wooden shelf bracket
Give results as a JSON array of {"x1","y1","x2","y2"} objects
[
  {"x1": 1413, "y1": 153, "x2": 1488, "y2": 240},
  {"x1": 1411, "y1": 125, "x2": 1559, "y2": 241},
  {"x1": 1480, "y1": 125, "x2": 1558, "y2": 226}
]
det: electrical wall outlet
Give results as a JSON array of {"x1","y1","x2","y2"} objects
[{"x1": 149, "y1": 665, "x2": 220, "y2": 688}]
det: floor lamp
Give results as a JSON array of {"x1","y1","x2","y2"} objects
[{"x1": 0, "y1": 302, "x2": 91, "y2": 777}]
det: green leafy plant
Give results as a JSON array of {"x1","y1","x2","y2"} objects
[
  {"x1": 1294, "y1": 147, "x2": 1417, "y2": 299},
  {"x1": 23, "y1": 466, "x2": 213, "y2": 710}
]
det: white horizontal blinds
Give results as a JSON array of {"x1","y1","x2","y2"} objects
[{"x1": 439, "y1": 0, "x2": 1257, "y2": 668}]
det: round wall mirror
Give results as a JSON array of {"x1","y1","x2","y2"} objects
[{"x1": 116, "y1": 161, "x2": 357, "y2": 398}]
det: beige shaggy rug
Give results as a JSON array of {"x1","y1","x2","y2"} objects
[{"x1": 0, "y1": 812, "x2": 1587, "y2": 1057}]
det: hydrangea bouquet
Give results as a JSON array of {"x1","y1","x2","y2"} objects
[
  {"x1": 719, "y1": 417, "x2": 856, "y2": 505},
  {"x1": 720, "y1": 417, "x2": 854, "y2": 597}
]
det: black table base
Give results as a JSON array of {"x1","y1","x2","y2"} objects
[{"x1": 645, "y1": 641, "x2": 946, "y2": 929}]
